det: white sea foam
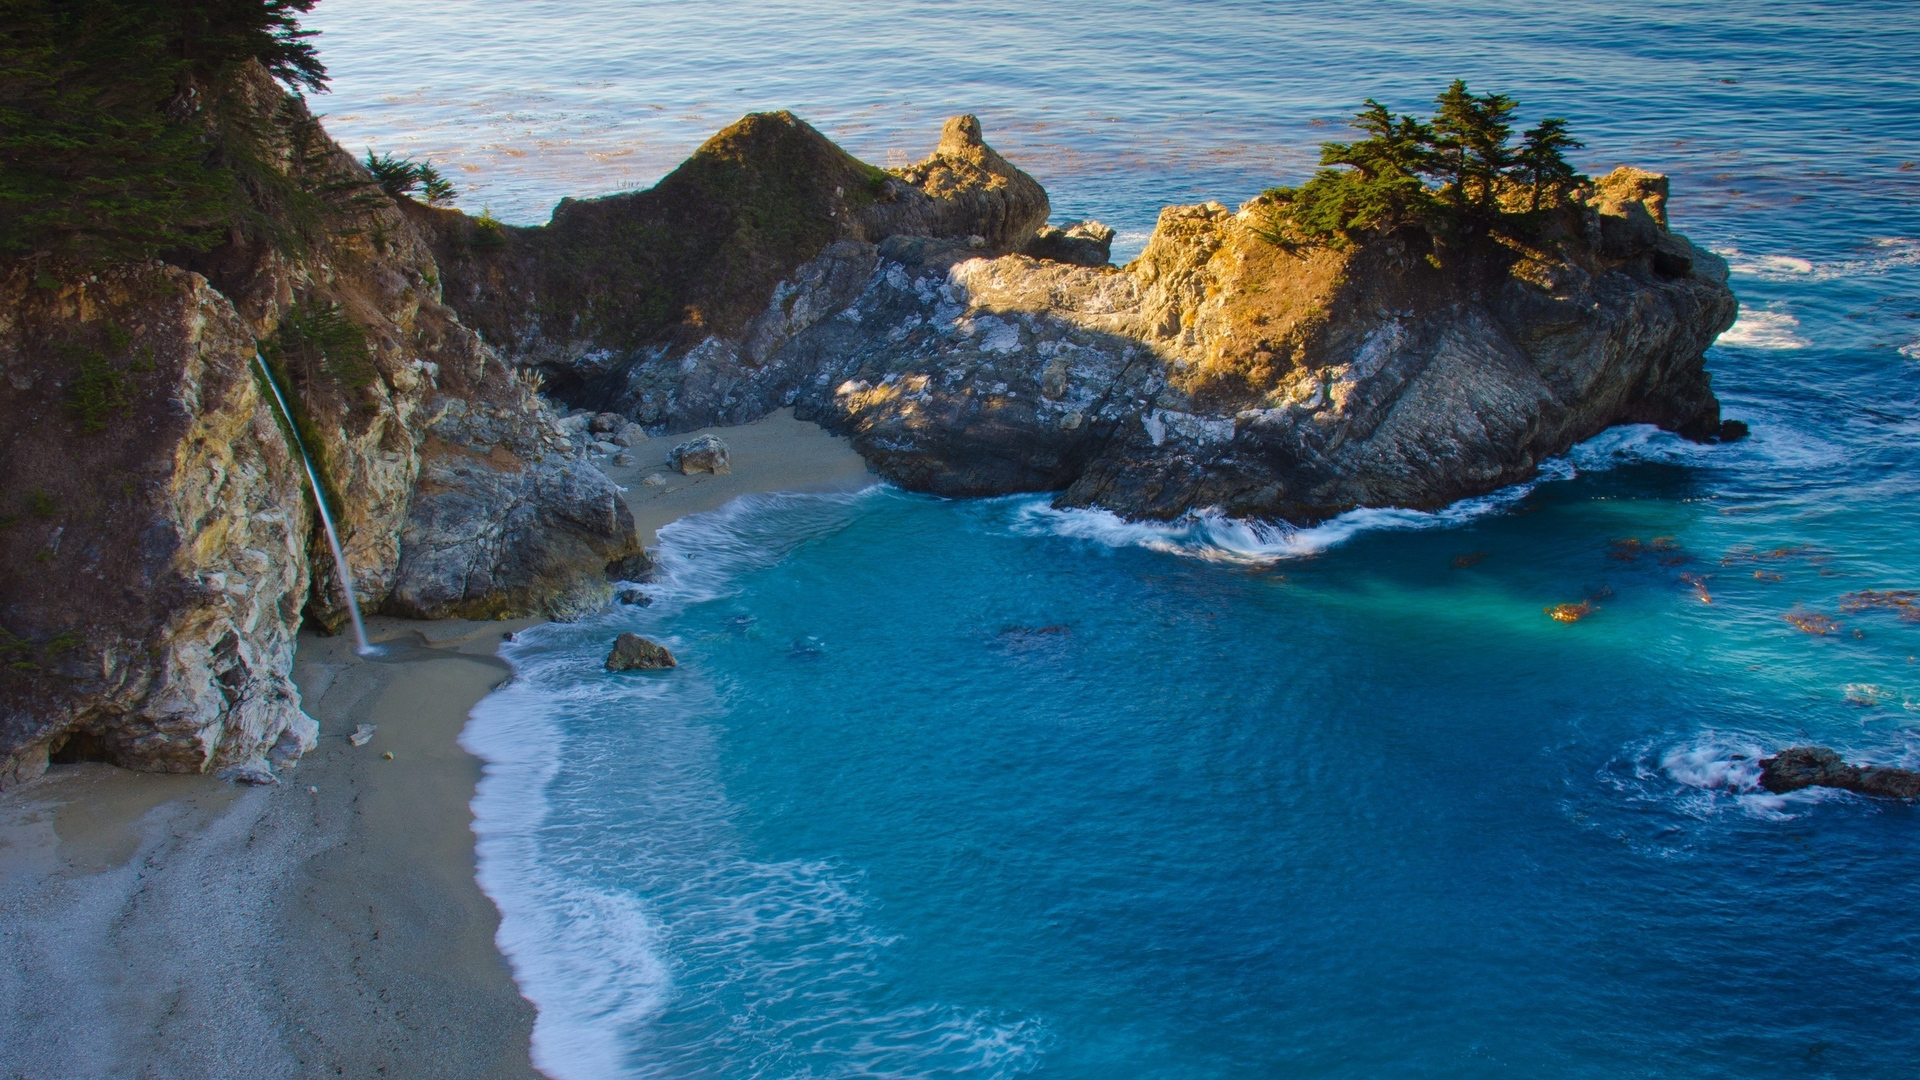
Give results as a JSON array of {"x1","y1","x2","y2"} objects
[
  {"x1": 1900, "y1": 338, "x2": 1920, "y2": 361},
  {"x1": 464, "y1": 484, "x2": 1047, "y2": 1080},
  {"x1": 1716, "y1": 307, "x2": 1808, "y2": 350},
  {"x1": 464, "y1": 666, "x2": 676, "y2": 1079},
  {"x1": 1716, "y1": 237, "x2": 1920, "y2": 283},
  {"x1": 1610, "y1": 731, "x2": 1920, "y2": 822},
  {"x1": 1010, "y1": 419, "x2": 1778, "y2": 563}
]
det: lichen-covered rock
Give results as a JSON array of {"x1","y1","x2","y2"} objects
[
  {"x1": 605, "y1": 633, "x2": 676, "y2": 671},
  {"x1": 670, "y1": 434, "x2": 731, "y2": 474},
  {"x1": 1759, "y1": 747, "x2": 1920, "y2": 799},
  {"x1": 0, "y1": 264, "x2": 315, "y2": 786}
]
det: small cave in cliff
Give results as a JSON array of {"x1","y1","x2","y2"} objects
[{"x1": 48, "y1": 730, "x2": 112, "y2": 765}]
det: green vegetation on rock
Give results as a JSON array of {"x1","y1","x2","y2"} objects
[
  {"x1": 363, "y1": 150, "x2": 455, "y2": 205},
  {"x1": 0, "y1": 0, "x2": 329, "y2": 265},
  {"x1": 1258, "y1": 80, "x2": 1586, "y2": 248},
  {"x1": 262, "y1": 296, "x2": 376, "y2": 392}
]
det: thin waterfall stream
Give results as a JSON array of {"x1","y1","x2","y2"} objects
[{"x1": 253, "y1": 353, "x2": 378, "y2": 657}]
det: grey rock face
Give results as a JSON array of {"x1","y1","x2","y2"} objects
[
  {"x1": 1759, "y1": 747, "x2": 1920, "y2": 800},
  {"x1": 605, "y1": 632, "x2": 676, "y2": 671},
  {"x1": 386, "y1": 394, "x2": 642, "y2": 621}
]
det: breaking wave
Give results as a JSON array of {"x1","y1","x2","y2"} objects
[
  {"x1": 1716, "y1": 307, "x2": 1808, "y2": 350},
  {"x1": 1006, "y1": 421, "x2": 1755, "y2": 564},
  {"x1": 464, "y1": 484, "x2": 1050, "y2": 1080}
]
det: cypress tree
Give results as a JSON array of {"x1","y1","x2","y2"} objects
[
  {"x1": 0, "y1": 0, "x2": 328, "y2": 264},
  {"x1": 1513, "y1": 117, "x2": 1584, "y2": 211}
]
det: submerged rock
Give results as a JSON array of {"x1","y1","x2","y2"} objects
[
  {"x1": 1758, "y1": 747, "x2": 1920, "y2": 799},
  {"x1": 670, "y1": 434, "x2": 731, "y2": 474},
  {"x1": 606, "y1": 632, "x2": 676, "y2": 671}
]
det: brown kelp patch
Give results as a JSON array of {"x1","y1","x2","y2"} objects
[
  {"x1": 1546, "y1": 601, "x2": 1594, "y2": 623},
  {"x1": 1840, "y1": 590, "x2": 1920, "y2": 622},
  {"x1": 1784, "y1": 610, "x2": 1842, "y2": 635}
]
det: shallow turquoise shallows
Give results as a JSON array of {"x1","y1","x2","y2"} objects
[{"x1": 305, "y1": 0, "x2": 1920, "y2": 1075}]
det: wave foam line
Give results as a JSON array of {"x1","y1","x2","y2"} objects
[
  {"x1": 1012, "y1": 421, "x2": 1749, "y2": 564},
  {"x1": 464, "y1": 676, "x2": 673, "y2": 1080}
]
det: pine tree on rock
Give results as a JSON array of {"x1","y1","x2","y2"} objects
[{"x1": 1513, "y1": 117, "x2": 1584, "y2": 211}]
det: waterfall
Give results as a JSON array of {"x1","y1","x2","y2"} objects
[{"x1": 253, "y1": 353, "x2": 379, "y2": 657}]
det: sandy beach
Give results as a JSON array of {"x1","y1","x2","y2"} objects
[{"x1": 0, "y1": 411, "x2": 870, "y2": 1079}]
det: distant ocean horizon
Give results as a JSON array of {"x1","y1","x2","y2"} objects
[{"x1": 311, "y1": 2, "x2": 1920, "y2": 1076}]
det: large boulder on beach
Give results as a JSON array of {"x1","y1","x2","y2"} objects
[
  {"x1": 1759, "y1": 746, "x2": 1920, "y2": 799},
  {"x1": 606, "y1": 632, "x2": 677, "y2": 671},
  {"x1": 670, "y1": 434, "x2": 732, "y2": 474}
]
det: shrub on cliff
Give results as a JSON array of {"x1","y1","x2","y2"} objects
[
  {"x1": 1258, "y1": 81, "x2": 1585, "y2": 248},
  {"x1": 364, "y1": 150, "x2": 456, "y2": 205},
  {"x1": 0, "y1": 0, "x2": 329, "y2": 265}
]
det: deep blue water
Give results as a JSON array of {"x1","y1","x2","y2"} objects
[{"x1": 300, "y1": 1, "x2": 1920, "y2": 1075}]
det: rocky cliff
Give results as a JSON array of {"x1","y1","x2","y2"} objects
[
  {"x1": 428, "y1": 116, "x2": 1737, "y2": 524},
  {"x1": 0, "y1": 66, "x2": 640, "y2": 786},
  {"x1": 1, "y1": 90, "x2": 1738, "y2": 785}
]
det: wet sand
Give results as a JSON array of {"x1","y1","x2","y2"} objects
[{"x1": 0, "y1": 411, "x2": 870, "y2": 1079}]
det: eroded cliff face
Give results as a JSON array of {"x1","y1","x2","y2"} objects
[
  {"x1": 786, "y1": 175, "x2": 1736, "y2": 521},
  {"x1": 0, "y1": 265, "x2": 314, "y2": 786},
  {"x1": 0, "y1": 66, "x2": 640, "y2": 785},
  {"x1": 412, "y1": 112, "x2": 1052, "y2": 430}
]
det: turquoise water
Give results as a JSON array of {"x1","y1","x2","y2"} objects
[{"x1": 301, "y1": 1, "x2": 1920, "y2": 1075}]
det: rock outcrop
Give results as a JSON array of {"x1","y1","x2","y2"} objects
[
  {"x1": 605, "y1": 633, "x2": 676, "y2": 671},
  {"x1": 423, "y1": 116, "x2": 1738, "y2": 526},
  {"x1": 1759, "y1": 747, "x2": 1920, "y2": 800},
  {"x1": 408, "y1": 112, "x2": 1053, "y2": 431}
]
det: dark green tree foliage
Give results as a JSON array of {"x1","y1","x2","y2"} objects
[
  {"x1": 364, "y1": 150, "x2": 456, "y2": 205},
  {"x1": 262, "y1": 297, "x2": 375, "y2": 391},
  {"x1": 1514, "y1": 117, "x2": 1584, "y2": 211},
  {"x1": 0, "y1": 0, "x2": 326, "y2": 264},
  {"x1": 1262, "y1": 81, "x2": 1586, "y2": 248}
]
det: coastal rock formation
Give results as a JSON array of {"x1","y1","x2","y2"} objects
[
  {"x1": 1759, "y1": 747, "x2": 1920, "y2": 800},
  {"x1": 1021, "y1": 220, "x2": 1117, "y2": 267},
  {"x1": 424, "y1": 115, "x2": 1738, "y2": 525},
  {"x1": 0, "y1": 65, "x2": 640, "y2": 783},
  {"x1": 408, "y1": 112, "x2": 1052, "y2": 430},
  {"x1": 0, "y1": 264, "x2": 315, "y2": 786},
  {"x1": 606, "y1": 632, "x2": 676, "y2": 671}
]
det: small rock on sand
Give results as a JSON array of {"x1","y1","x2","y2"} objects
[
  {"x1": 670, "y1": 434, "x2": 731, "y2": 475},
  {"x1": 606, "y1": 632, "x2": 677, "y2": 671},
  {"x1": 642, "y1": 473, "x2": 668, "y2": 486},
  {"x1": 349, "y1": 724, "x2": 377, "y2": 747}
]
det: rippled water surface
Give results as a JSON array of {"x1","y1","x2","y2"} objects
[{"x1": 304, "y1": 1, "x2": 1920, "y2": 1075}]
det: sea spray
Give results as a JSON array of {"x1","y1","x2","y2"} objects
[{"x1": 253, "y1": 353, "x2": 377, "y2": 656}]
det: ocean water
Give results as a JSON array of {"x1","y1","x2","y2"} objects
[{"x1": 309, "y1": 2, "x2": 1920, "y2": 1076}]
